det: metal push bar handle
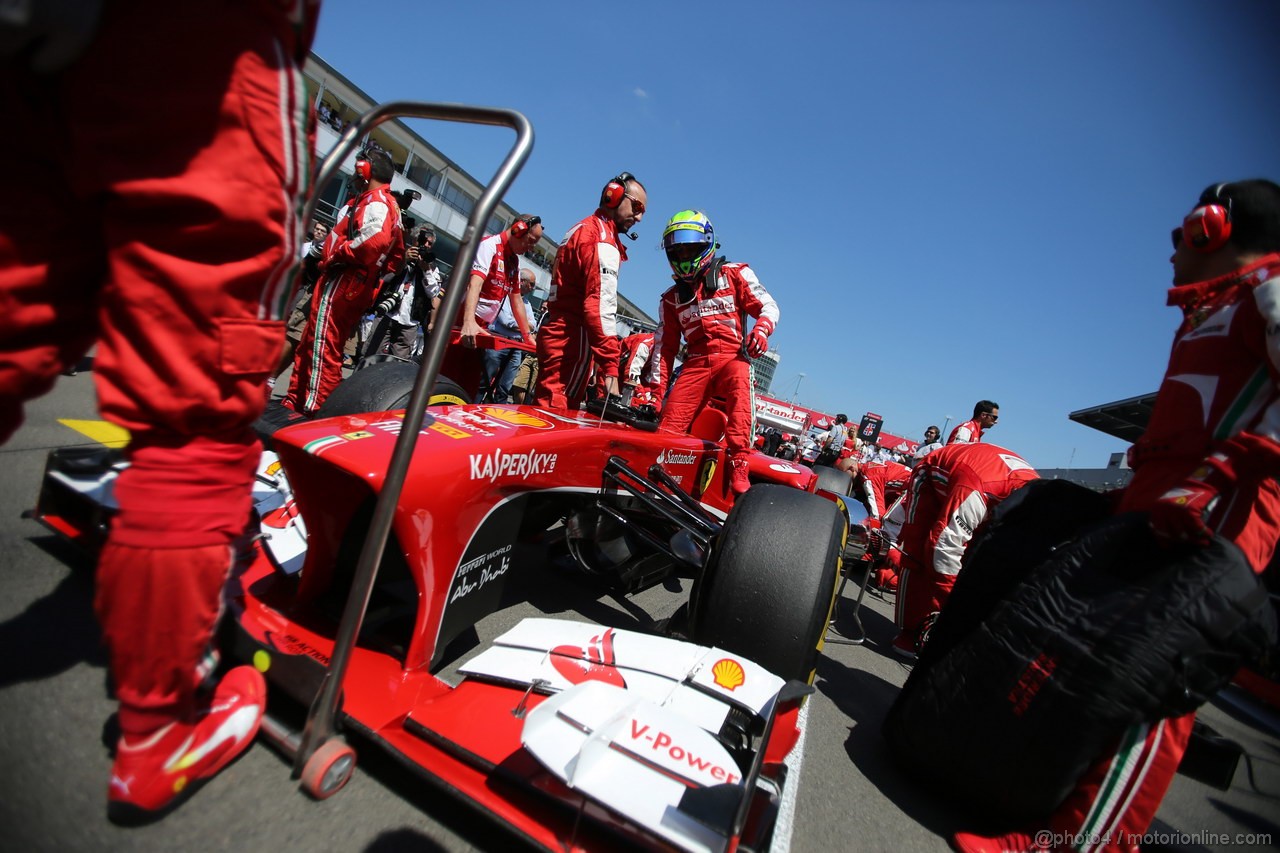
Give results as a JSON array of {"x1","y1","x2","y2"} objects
[{"x1": 295, "y1": 102, "x2": 534, "y2": 771}]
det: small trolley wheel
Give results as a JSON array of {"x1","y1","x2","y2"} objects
[{"x1": 299, "y1": 739, "x2": 356, "y2": 800}]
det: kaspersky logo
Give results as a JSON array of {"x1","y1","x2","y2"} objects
[
  {"x1": 656, "y1": 448, "x2": 699, "y2": 467},
  {"x1": 469, "y1": 448, "x2": 558, "y2": 482}
]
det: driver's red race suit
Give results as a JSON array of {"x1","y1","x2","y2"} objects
[
  {"x1": 858, "y1": 459, "x2": 913, "y2": 519},
  {"x1": 285, "y1": 184, "x2": 404, "y2": 413},
  {"x1": 947, "y1": 417, "x2": 984, "y2": 444},
  {"x1": 534, "y1": 213, "x2": 625, "y2": 410},
  {"x1": 0, "y1": 0, "x2": 317, "y2": 741},
  {"x1": 893, "y1": 442, "x2": 1038, "y2": 646},
  {"x1": 650, "y1": 261, "x2": 779, "y2": 459},
  {"x1": 1041, "y1": 254, "x2": 1280, "y2": 852}
]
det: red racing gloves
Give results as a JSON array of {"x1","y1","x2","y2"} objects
[
  {"x1": 1148, "y1": 435, "x2": 1273, "y2": 547},
  {"x1": 746, "y1": 316, "x2": 774, "y2": 358}
]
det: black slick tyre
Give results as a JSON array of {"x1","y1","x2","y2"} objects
[
  {"x1": 811, "y1": 464, "x2": 853, "y2": 496},
  {"x1": 691, "y1": 484, "x2": 847, "y2": 683},
  {"x1": 316, "y1": 361, "x2": 468, "y2": 417}
]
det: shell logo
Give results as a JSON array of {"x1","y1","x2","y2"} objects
[
  {"x1": 711, "y1": 658, "x2": 745, "y2": 691},
  {"x1": 478, "y1": 407, "x2": 553, "y2": 430},
  {"x1": 265, "y1": 460, "x2": 282, "y2": 478}
]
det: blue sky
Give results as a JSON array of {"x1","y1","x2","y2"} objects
[{"x1": 312, "y1": 0, "x2": 1278, "y2": 469}]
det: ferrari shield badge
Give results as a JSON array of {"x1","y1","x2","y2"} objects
[{"x1": 696, "y1": 458, "x2": 716, "y2": 496}]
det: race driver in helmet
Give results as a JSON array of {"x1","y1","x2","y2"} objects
[{"x1": 648, "y1": 210, "x2": 780, "y2": 495}]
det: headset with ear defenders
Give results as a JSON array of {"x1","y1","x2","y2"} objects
[
  {"x1": 1182, "y1": 182, "x2": 1233, "y2": 253},
  {"x1": 601, "y1": 171, "x2": 636, "y2": 209},
  {"x1": 511, "y1": 214, "x2": 541, "y2": 238},
  {"x1": 354, "y1": 156, "x2": 372, "y2": 183}
]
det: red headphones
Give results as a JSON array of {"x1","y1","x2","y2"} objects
[
  {"x1": 354, "y1": 157, "x2": 372, "y2": 182},
  {"x1": 601, "y1": 171, "x2": 636, "y2": 209},
  {"x1": 1182, "y1": 183, "x2": 1233, "y2": 253},
  {"x1": 511, "y1": 214, "x2": 541, "y2": 238}
]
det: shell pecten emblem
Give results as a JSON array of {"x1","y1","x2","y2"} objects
[{"x1": 711, "y1": 658, "x2": 745, "y2": 691}]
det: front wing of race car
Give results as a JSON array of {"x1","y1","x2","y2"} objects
[{"x1": 227, "y1": 560, "x2": 805, "y2": 853}]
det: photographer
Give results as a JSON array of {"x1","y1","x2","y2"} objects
[{"x1": 366, "y1": 225, "x2": 442, "y2": 361}]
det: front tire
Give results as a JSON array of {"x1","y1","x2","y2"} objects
[
  {"x1": 691, "y1": 484, "x2": 847, "y2": 683},
  {"x1": 811, "y1": 464, "x2": 854, "y2": 496},
  {"x1": 316, "y1": 361, "x2": 468, "y2": 416}
]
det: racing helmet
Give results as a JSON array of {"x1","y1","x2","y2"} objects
[{"x1": 662, "y1": 210, "x2": 717, "y2": 282}]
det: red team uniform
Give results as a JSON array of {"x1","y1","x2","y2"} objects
[
  {"x1": 285, "y1": 182, "x2": 403, "y2": 413},
  {"x1": 1031, "y1": 254, "x2": 1280, "y2": 853},
  {"x1": 0, "y1": 0, "x2": 319, "y2": 820},
  {"x1": 893, "y1": 443, "x2": 1039, "y2": 652},
  {"x1": 651, "y1": 261, "x2": 779, "y2": 463},
  {"x1": 858, "y1": 459, "x2": 913, "y2": 519},
  {"x1": 465, "y1": 230, "x2": 530, "y2": 337},
  {"x1": 948, "y1": 417, "x2": 984, "y2": 444},
  {"x1": 534, "y1": 213, "x2": 626, "y2": 410}
]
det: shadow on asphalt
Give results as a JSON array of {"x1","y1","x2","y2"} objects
[
  {"x1": 364, "y1": 828, "x2": 453, "y2": 853},
  {"x1": 815, "y1": 652, "x2": 978, "y2": 839},
  {"x1": 0, "y1": 537, "x2": 107, "y2": 688}
]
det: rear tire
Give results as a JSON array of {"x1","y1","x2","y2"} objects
[
  {"x1": 691, "y1": 484, "x2": 846, "y2": 683},
  {"x1": 811, "y1": 464, "x2": 854, "y2": 496},
  {"x1": 316, "y1": 361, "x2": 468, "y2": 417}
]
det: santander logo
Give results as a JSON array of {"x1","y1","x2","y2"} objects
[{"x1": 656, "y1": 448, "x2": 699, "y2": 467}]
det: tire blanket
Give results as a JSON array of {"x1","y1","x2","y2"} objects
[{"x1": 883, "y1": 480, "x2": 1277, "y2": 823}]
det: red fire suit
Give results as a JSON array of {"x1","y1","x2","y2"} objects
[
  {"x1": 534, "y1": 213, "x2": 626, "y2": 410},
  {"x1": 858, "y1": 460, "x2": 913, "y2": 519},
  {"x1": 651, "y1": 262, "x2": 779, "y2": 457},
  {"x1": 464, "y1": 230, "x2": 529, "y2": 335},
  {"x1": 621, "y1": 332, "x2": 662, "y2": 410},
  {"x1": 893, "y1": 442, "x2": 1038, "y2": 642},
  {"x1": 285, "y1": 184, "x2": 404, "y2": 413},
  {"x1": 0, "y1": 0, "x2": 317, "y2": 737},
  {"x1": 947, "y1": 417, "x2": 984, "y2": 444},
  {"x1": 1044, "y1": 254, "x2": 1280, "y2": 852}
]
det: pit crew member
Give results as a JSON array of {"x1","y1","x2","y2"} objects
[
  {"x1": 649, "y1": 210, "x2": 780, "y2": 495},
  {"x1": 954, "y1": 179, "x2": 1280, "y2": 853},
  {"x1": 0, "y1": 0, "x2": 318, "y2": 823},
  {"x1": 621, "y1": 330, "x2": 663, "y2": 411},
  {"x1": 285, "y1": 146, "x2": 404, "y2": 414},
  {"x1": 947, "y1": 400, "x2": 999, "y2": 444},
  {"x1": 892, "y1": 442, "x2": 1038, "y2": 659},
  {"x1": 534, "y1": 172, "x2": 646, "y2": 410},
  {"x1": 459, "y1": 214, "x2": 540, "y2": 348}
]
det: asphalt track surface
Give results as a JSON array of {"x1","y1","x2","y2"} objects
[{"x1": 2, "y1": 363, "x2": 1278, "y2": 853}]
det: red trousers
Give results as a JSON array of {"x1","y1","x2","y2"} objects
[
  {"x1": 0, "y1": 1, "x2": 312, "y2": 735},
  {"x1": 533, "y1": 313, "x2": 594, "y2": 411},
  {"x1": 658, "y1": 354, "x2": 754, "y2": 456},
  {"x1": 284, "y1": 269, "x2": 373, "y2": 414}
]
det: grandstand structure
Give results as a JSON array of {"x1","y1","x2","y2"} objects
[{"x1": 303, "y1": 53, "x2": 657, "y2": 329}]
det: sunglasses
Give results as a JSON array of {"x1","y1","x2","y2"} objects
[
  {"x1": 623, "y1": 192, "x2": 645, "y2": 215},
  {"x1": 1171, "y1": 226, "x2": 1183, "y2": 249}
]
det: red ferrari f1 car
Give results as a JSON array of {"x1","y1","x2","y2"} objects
[{"x1": 31, "y1": 103, "x2": 864, "y2": 852}]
